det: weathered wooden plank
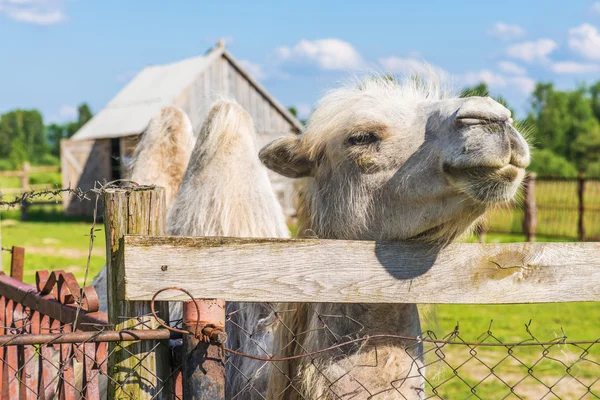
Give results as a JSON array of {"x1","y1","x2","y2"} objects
[
  {"x1": 104, "y1": 188, "x2": 170, "y2": 400},
  {"x1": 122, "y1": 236, "x2": 600, "y2": 304}
]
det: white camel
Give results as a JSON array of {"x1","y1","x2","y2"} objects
[
  {"x1": 258, "y1": 75, "x2": 530, "y2": 399},
  {"x1": 91, "y1": 106, "x2": 195, "y2": 312},
  {"x1": 167, "y1": 100, "x2": 290, "y2": 398}
]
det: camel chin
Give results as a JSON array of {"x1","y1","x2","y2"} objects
[{"x1": 443, "y1": 164, "x2": 526, "y2": 204}]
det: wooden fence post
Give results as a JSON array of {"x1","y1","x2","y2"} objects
[
  {"x1": 20, "y1": 162, "x2": 30, "y2": 189},
  {"x1": 522, "y1": 173, "x2": 537, "y2": 242},
  {"x1": 578, "y1": 173, "x2": 585, "y2": 241},
  {"x1": 20, "y1": 162, "x2": 30, "y2": 222},
  {"x1": 182, "y1": 298, "x2": 226, "y2": 400},
  {"x1": 104, "y1": 187, "x2": 171, "y2": 399}
]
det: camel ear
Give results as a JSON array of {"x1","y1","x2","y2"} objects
[{"x1": 259, "y1": 137, "x2": 314, "y2": 178}]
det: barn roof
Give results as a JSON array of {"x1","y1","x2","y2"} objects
[{"x1": 72, "y1": 44, "x2": 301, "y2": 141}]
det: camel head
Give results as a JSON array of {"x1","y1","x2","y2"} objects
[{"x1": 260, "y1": 76, "x2": 530, "y2": 242}]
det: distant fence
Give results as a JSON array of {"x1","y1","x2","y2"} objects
[
  {"x1": 483, "y1": 174, "x2": 600, "y2": 241},
  {"x1": 0, "y1": 163, "x2": 61, "y2": 221}
]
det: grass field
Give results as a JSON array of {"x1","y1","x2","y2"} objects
[{"x1": 1, "y1": 217, "x2": 105, "y2": 285}]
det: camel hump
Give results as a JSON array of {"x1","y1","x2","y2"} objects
[{"x1": 149, "y1": 106, "x2": 194, "y2": 142}]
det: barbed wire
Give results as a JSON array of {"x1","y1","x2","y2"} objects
[{"x1": 0, "y1": 180, "x2": 156, "y2": 208}]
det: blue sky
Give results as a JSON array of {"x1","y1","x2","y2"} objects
[{"x1": 1, "y1": 0, "x2": 599, "y2": 122}]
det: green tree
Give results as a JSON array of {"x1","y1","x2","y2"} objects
[
  {"x1": 528, "y1": 149, "x2": 578, "y2": 178},
  {"x1": 0, "y1": 109, "x2": 47, "y2": 167},
  {"x1": 46, "y1": 103, "x2": 94, "y2": 158}
]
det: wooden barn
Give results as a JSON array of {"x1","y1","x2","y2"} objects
[{"x1": 61, "y1": 41, "x2": 302, "y2": 216}]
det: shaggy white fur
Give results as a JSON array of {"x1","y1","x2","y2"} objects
[
  {"x1": 166, "y1": 100, "x2": 290, "y2": 398},
  {"x1": 92, "y1": 106, "x2": 195, "y2": 314},
  {"x1": 260, "y1": 73, "x2": 530, "y2": 399}
]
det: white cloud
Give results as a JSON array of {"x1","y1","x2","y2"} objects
[
  {"x1": 378, "y1": 56, "x2": 449, "y2": 78},
  {"x1": 591, "y1": 2, "x2": 600, "y2": 14},
  {"x1": 238, "y1": 60, "x2": 267, "y2": 80},
  {"x1": 550, "y1": 61, "x2": 600, "y2": 73},
  {"x1": 296, "y1": 104, "x2": 312, "y2": 120},
  {"x1": 0, "y1": 0, "x2": 68, "y2": 25},
  {"x1": 460, "y1": 70, "x2": 535, "y2": 95},
  {"x1": 47, "y1": 104, "x2": 77, "y2": 123},
  {"x1": 509, "y1": 76, "x2": 536, "y2": 94},
  {"x1": 462, "y1": 70, "x2": 507, "y2": 88},
  {"x1": 506, "y1": 39, "x2": 558, "y2": 62},
  {"x1": 487, "y1": 22, "x2": 526, "y2": 40},
  {"x1": 568, "y1": 24, "x2": 600, "y2": 60},
  {"x1": 276, "y1": 39, "x2": 363, "y2": 70},
  {"x1": 497, "y1": 61, "x2": 526, "y2": 75}
]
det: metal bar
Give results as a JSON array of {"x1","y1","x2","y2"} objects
[
  {"x1": 0, "y1": 273, "x2": 107, "y2": 329},
  {"x1": 182, "y1": 298, "x2": 226, "y2": 400},
  {"x1": 0, "y1": 329, "x2": 179, "y2": 347},
  {"x1": 9, "y1": 247, "x2": 24, "y2": 282}
]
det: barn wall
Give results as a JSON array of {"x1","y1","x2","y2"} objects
[
  {"x1": 60, "y1": 138, "x2": 111, "y2": 216},
  {"x1": 173, "y1": 55, "x2": 300, "y2": 217}
]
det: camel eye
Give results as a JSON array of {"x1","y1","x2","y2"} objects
[{"x1": 347, "y1": 132, "x2": 380, "y2": 146}]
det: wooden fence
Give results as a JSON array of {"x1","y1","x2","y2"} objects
[
  {"x1": 1, "y1": 186, "x2": 599, "y2": 399},
  {"x1": 0, "y1": 163, "x2": 61, "y2": 221},
  {"x1": 105, "y1": 187, "x2": 600, "y2": 399},
  {"x1": 484, "y1": 173, "x2": 600, "y2": 241}
]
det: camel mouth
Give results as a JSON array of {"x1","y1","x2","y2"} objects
[{"x1": 443, "y1": 164, "x2": 525, "y2": 203}]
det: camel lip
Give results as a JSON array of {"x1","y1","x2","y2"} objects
[{"x1": 443, "y1": 163, "x2": 522, "y2": 182}]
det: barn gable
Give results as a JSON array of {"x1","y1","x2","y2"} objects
[
  {"x1": 71, "y1": 43, "x2": 301, "y2": 141},
  {"x1": 62, "y1": 42, "x2": 302, "y2": 217}
]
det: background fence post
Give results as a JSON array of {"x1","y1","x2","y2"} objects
[
  {"x1": 20, "y1": 162, "x2": 30, "y2": 222},
  {"x1": 523, "y1": 172, "x2": 537, "y2": 242},
  {"x1": 9, "y1": 246, "x2": 24, "y2": 281},
  {"x1": 578, "y1": 173, "x2": 585, "y2": 241},
  {"x1": 182, "y1": 298, "x2": 226, "y2": 400},
  {"x1": 104, "y1": 187, "x2": 171, "y2": 399},
  {"x1": 20, "y1": 162, "x2": 30, "y2": 189}
]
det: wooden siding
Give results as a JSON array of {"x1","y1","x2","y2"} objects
[
  {"x1": 61, "y1": 138, "x2": 111, "y2": 216},
  {"x1": 176, "y1": 54, "x2": 299, "y2": 216}
]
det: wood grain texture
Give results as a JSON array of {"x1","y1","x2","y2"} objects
[
  {"x1": 122, "y1": 236, "x2": 600, "y2": 304},
  {"x1": 104, "y1": 188, "x2": 171, "y2": 400}
]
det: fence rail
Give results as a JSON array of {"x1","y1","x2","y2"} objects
[{"x1": 121, "y1": 236, "x2": 600, "y2": 304}]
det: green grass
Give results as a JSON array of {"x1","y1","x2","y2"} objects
[
  {"x1": 0, "y1": 175, "x2": 20, "y2": 188},
  {"x1": 1, "y1": 218, "x2": 105, "y2": 286},
  {"x1": 419, "y1": 233, "x2": 600, "y2": 397}
]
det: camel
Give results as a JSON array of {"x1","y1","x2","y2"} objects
[
  {"x1": 92, "y1": 106, "x2": 195, "y2": 312},
  {"x1": 167, "y1": 100, "x2": 290, "y2": 398},
  {"x1": 92, "y1": 101, "x2": 288, "y2": 399},
  {"x1": 257, "y1": 75, "x2": 530, "y2": 399}
]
